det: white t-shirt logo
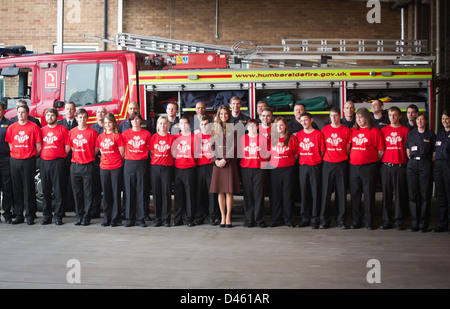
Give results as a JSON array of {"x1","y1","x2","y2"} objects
[
  {"x1": 327, "y1": 133, "x2": 342, "y2": 147},
  {"x1": 386, "y1": 132, "x2": 402, "y2": 145},
  {"x1": 73, "y1": 134, "x2": 88, "y2": 147},
  {"x1": 129, "y1": 136, "x2": 145, "y2": 148},
  {"x1": 353, "y1": 133, "x2": 368, "y2": 146},
  {"x1": 44, "y1": 132, "x2": 58, "y2": 144},
  {"x1": 300, "y1": 138, "x2": 314, "y2": 151},
  {"x1": 155, "y1": 140, "x2": 170, "y2": 152},
  {"x1": 15, "y1": 131, "x2": 30, "y2": 143},
  {"x1": 244, "y1": 142, "x2": 260, "y2": 156},
  {"x1": 100, "y1": 138, "x2": 114, "y2": 149}
]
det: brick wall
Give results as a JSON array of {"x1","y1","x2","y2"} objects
[{"x1": 123, "y1": 0, "x2": 402, "y2": 46}]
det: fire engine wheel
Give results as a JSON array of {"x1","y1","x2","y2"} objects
[{"x1": 34, "y1": 169, "x2": 55, "y2": 212}]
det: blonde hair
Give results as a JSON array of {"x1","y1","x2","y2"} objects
[
  {"x1": 156, "y1": 116, "x2": 169, "y2": 134},
  {"x1": 103, "y1": 113, "x2": 119, "y2": 134}
]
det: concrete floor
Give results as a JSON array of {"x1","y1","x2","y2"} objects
[{"x1": 1, "y1": 194, "x2": 450, "y2": 290}]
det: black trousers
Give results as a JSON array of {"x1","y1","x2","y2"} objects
[
  {"x1": 434, "y1": 159, "x2": 450, "y2": 229},
  {"x1": 71, "y1": 162, "x2": 94, "y2": 222},
  {"x1": 61, "y1": 154, "x2": 75, "y2": 212},
  {"x1": 196, "y1": 164, "x2": 218, "y2": 222},
  {"x1": 321, "y1": 160, "x2": 348, "y2": 226},
  {"x1": 40, "y1": 157, "x2": 65, "y2": 221},
  {"x1": 349, "y1": 162, "x2": 377, "y2": 227},
  {"x1": 174, "y1": 167, "x2": 196, "y2": 224},
  {"x1": 91, "y1": 156, "x2": 102, "y2": 216},
  {"x1": 0, "y1": 156, "x2": 13, "y2": 219},
  {"x1": 269, "y1": 166, "x2": 295, "y2": 226},
  {"x1": 299, "y1": 164, "x2": 322, "y2": 225},
  {"x1": 241, "y1": 167, "x2": 267, "y2": 226},
  {"x1": 380, "y1": 163, "x2": 408, "y2": 227},
  {"x1": 10, "y1": 157, "x2": 37, "y2": 221},
  {"x1": 151, "y1": 165, "x2": 173, "y2": 225},
  {"x1": 124, "y1": 159, "x2": 148, "y2": 222},
  {"x1": 100, "y1": 166, "x2": 123, "y2": 225},
  {"x1": 407, "y1": 159, "x2": 433, "y2": 229}
]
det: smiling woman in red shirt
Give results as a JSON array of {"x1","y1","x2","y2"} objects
[
  {"x1": 268, "y1": 116, "x2": 299, "y2": 228},
  {"x1": 122, "y1": 112, "x2": 152, "y2": 227},
  {"x1": 349, "y1": 107, "x2": 385, "y2": 230},
  {"x1": 96, "y1": 113, "x2": 125, "y2": 227},
  {"x1": 150, "y1": 116, "x2": 175, "y2": 227}
]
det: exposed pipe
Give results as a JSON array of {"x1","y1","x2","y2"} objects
[
  {"x1": 56, "y1": 0, "x2": 64, "y2": 53},
  {"x1": 216, "y1": 0, "x2": 219, "y2": 39},
  {"x1": 435, "y1": 0, "x2": 441, "y2": 132},
  {"x1": 117, "y1": 0, "x2": 123, "y2": 50},
  {"x1": 401, "y1": 7, "x2": 405, "y2": 40},
  {"x1": 104, "y1": 0, "x2": 107, "y2": 51}
]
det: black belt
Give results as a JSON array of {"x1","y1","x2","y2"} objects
[{"x1": 383, "y1": 162, "x2": 405, "y2": 167}]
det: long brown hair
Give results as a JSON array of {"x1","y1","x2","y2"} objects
[
  {"x1": 354, "y1": 107, "x2": 374, "y2": 130},
  {"x1": 104, "y1": 113, "x2": 119, "y2": 134},
  {"x1": 212, "y1": 105, "x2": 232, "y2": 136},
  {"x1": 272, "y1": 116, "x2": 292, "y2": 147}
]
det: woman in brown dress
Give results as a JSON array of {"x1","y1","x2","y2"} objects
[{"x1": 210, "y1": 105, "x2": 241, "y2": 228}]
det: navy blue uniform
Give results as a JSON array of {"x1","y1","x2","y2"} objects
[
  {"x1": 433, "y1": 128, "x2": 450, "y2": 230},
  {"x1": 0, "y1": 116, "x2": 13, "y2": 221},
  {"x1": 340, "y1": 117, "x2": 355, "y2": 129},
  {"x1": 232, "y1": 113, "x2": 250, "y2": 126},
  {"x1": 405, "y1": 128, "x2": 436, "y2": 231},
  {"x1": 372, "y1": 111, "x2": 390, "y2": 130},
  {"x1": 90, "y1": 123, "x2": 104, "y2": 218}
]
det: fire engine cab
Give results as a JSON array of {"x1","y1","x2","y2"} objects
[{"x1": 0, "y1": 33, "x2": 435, "y2": 130}]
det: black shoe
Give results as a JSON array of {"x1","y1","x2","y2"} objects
[
  {"x1": 311, "y1": 224, "x2": 319, "y2": 229},
  {"x1": 81, "y1": 220, "x2": 90, "y2": 226},
  {"x1": 219, "y1": 224, "x2": 226, "y2": 228},
  {"x1": 243, "y1": 223, "x2": 255, "y2": 228},
  {"x1": 432, "y1": 226, "x2": 447, "y2": 233},
  {"x1": 258, "y1": 223, "x2": 267, "y2": 228},
  {"x1": 40, "y1": 219, "x2": 52, "y2": 225},
  {"x1": 4, "y1": 217, "x2": 12, "y2": 224},
  {"x1": 186, "y1": 221, "x2": 195, "y2": 227},
  {"x1": 319, "y1": 224, "x2": 329, "y2": 229},
  {"x1": 12, "y1": 218, "x2": 24, "y2": 225},
  {"x1": 288, "y1": 224, "x2": 296, "y2": 228},
  {"x1": 350, "y1": 224, "x2": 361, "y2": 229},
  {"x1": 379, "y1": 224, "x2": 392, "y2": 230},
  {"x1": 296, "y1": 221, "x2": 310, "y2": 228},
  {"x1": 395, "y1": 225, "x2": 403, "y2": 231},
  {"x1": 209, "y1": 220, "x2": 218, "y2": 226},
  {"x1": 74, "y1": 219, "x2": 82, "y2": 226},
  {"x1": 124, "y1": 220, "x2": 134, "y2": 227},
  {"x1": 163, "y1": 222, "x2": 171, "y2": 227},
  {"x1": 55, "y1": 220, "x2": 64, "y2": 226},
  {"x1": 101, "y1": 221, "x2": 111, "y2": 227},
  {"x1": 110, "y1": 222, "x2": 119, "y2": 227},
  {"x1": 419, "y1": 228, "x2": 428, "y2": 233},
  {"x1": 410, "y1": 227, "x2": 419, "y2": 232},
  {"x1": 337, "y1": 223, "x2": 347, "y2": 229},
  {"x1": 27, "y1": 219, "x2": 35, "y2": 225},
  {"x1": 366, "y1": 225, "x2": 374, "y2": 230},
  {"x1": 137, "y1": 220, "x2": 147, "y2": 227},
  {"x1": 173, "y1": 221, "x2": 183, "y2": 226},
  {"x1": 226, "y1": 224, "x2": 232, "y2": 228}
]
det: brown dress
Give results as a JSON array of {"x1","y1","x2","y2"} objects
[{"x1": 209, "y1": 129, "x2": 241, "y2": 194}]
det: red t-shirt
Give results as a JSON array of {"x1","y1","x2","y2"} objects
[
  {"x1": 69, "y1": 127, "x2": 98, "y2": 164},
  {"x1": 173, "y1": 132, "x2": 197, "y2": 169},
  {"x1": 96, "y1": 132, "x2": 126, "y2": 170},
  {"x1": 239, "y1": 134, "x2": 269, "y2": 168},
  {"x1": 349, "y1": 127, "x2": 385, "y2": 165},
  {"x1": 381, "y1": 125, "x2": 409, "y2": 164},
  {"x1": 322, "y1": 124, "x2": 351, "y2": 163},
  {"x1": 296, "y1": 129, "x2": 325, "y2": 165},
  {"x1": 122, "y1": 128, "x2": 152, "y2": 161},
  {"x1": 269, "y1": 135, "x2": 299, "y2": 168},
  {"x1": 41, "y1": 124, "x2": 69, "y2": 160},
  {"x1": 150, "y1": 133, "x2": 175, "y2": 166},
  {"x1": 195, "y1": 132, "x2": 213, "y2": 166},
  {"x1": 6, "y1": 121, "x2": 42, "y2": 159}
]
